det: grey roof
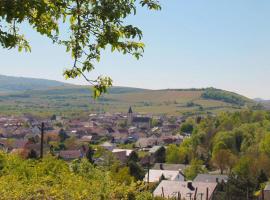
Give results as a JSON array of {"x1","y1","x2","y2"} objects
[
  {"x1": 153, "y1": 163, "x2": 188, "y2": 171},
  {"x1": 128, "y1": 107, "x2": 133, "y2": 114},
  {"x1": 193, "y1": 174, "x2": 228, "y2": 183},
  {"x1": 153, "y1": 180, "x2": 217, "y2": 199}
]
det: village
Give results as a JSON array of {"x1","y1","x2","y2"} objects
[{"x1": 0, "y1": 107, "x2": 269, "y2": 200}]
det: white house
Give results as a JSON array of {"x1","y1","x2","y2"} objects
[{"x1": 144, "y1": 169, "x2": 185, "y2": 183}]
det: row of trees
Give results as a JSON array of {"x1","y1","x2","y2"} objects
[
  {"x1": 201, "y1": 88, "x2": 247, "y2": 106},
  {"x1": 165, "y1": 110, "x2": 270, "y2": 199}
]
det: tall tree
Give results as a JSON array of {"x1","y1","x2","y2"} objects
[
  {"x1": 0, "y1": 0, "x2": 160, "y2": 97},
  {"x1": 86, "y1": 145, "x2": 95, "y2": 164},
  {"x1": 154, "y1": 146, "x2": 166, "y2": 163},
  {"x1": 184, "y1": 159, "x2": 206, "y2": 180},
  {"x1": 226, "y1": 173, "x2": 257, "y2": 200},
  {"x1": 128, "y1": 161, "x2": 144, "y2": 181},
  {"x1": 128, "y1": 151, "x2": 139, "y2": 163},
  {"x1": 211, "y1": 149, "x2": 237, "y2": 174}
]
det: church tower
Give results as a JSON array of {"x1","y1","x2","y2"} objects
[{"x1": 127, "y1": 106, "x2": 133, "y2": 125}]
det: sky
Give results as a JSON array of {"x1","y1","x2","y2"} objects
[{"x1": 1, "y1": 0, "x2": 270, "y2": 99}]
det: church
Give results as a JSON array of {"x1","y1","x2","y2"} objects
[{"x1": 127, "y1": 107, "x2": 151, "y2": 129}]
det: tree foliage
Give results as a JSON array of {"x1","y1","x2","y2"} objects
[
  {"x1": 201, "y1": 88, "x2": 247, "y2": 106},
  {"x1": 211, "y1": 149, "x2": 237, "y2": 174},
  {"x1": 0, "y1": 152, "x2": 161, "y2": 200},
  {"x1": 184, "y1": 159, "x2": 206, "y2": 180},
  {"x1": 154, "y1": 146, "x2": 166, "y2": 163},
  {"x1": 180, "y1": 122, "x2": 194, "y2": 134},
  {"x1": 166, "y1": 139, "x2": 192, "y2": 164},
  {"x1": 175, "y1": 110, "x2": 270, "y2": 198},
  {"x1": 0, "y1": 0, "x2": 161, "y2": 97}
]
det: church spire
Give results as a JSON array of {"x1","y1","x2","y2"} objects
[
  {"x1": 127, "y1": 106, "x2": 133, "y2": 125},
  {"x1": 128, "y1": 106, "x2": 133, "y2": 114}
]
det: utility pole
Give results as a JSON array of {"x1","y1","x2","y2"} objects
[
  {"x1": 40, "y1": 122, "x2": 44, "y2": 159},
  {"x1": 147, "y1": 155, "x2": 150, "y2": 187},
  {"x1": 194, "y1": 188, "x2": 198, "y2": 200}
]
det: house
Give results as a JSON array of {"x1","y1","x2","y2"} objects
[
  {"x1": 128, "y1": 126, "x2": 138, "y2": 134},
  {"x1": 80, "y1": 135, "x2": 93, "y2": 143},
  {"x1": 112, "y1": 149, "x2": 134, "y2": 163},
  {"x1": 135, "y1": 137, "x2": 159, "y2": 148},
  {"x1": 59, "y1": 150, "x2": 83, "y2": 161},
  {"x1": 193, "y1": 174, "x2": 228, "y2": 183},
  {"x1": 144, "y1": 169, "x2": 185, "y2": 183},
  {"x1": 132, "y1": 117, "x2": 151, "y2": 129},
  {"x1": 111, "y1": 130, "x2": 130, "y2": 144},
  {"x1": 112, "y1": 151, "x2": 128, "y2": 163},
  {"x1": 153, "y1": 180, "x2": 217, "y2": 200},
  {"x1": 127, "y1": 107, "x2": 151, "y2": 129},
  {"x1": 160, "y1": 134, "x2": 184, "y2": 145},
  {"x1": 152, "y1": 163, "x2": 188, "y2": 172}
]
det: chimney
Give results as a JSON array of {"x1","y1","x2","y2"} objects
[
  {"x1": 187, "y1": 181, "x2": 195, "y2": 191},
  {"x1": 216, "y1": 178, "x2": 219, "y2": 183},
  {"x1": 160, "y1": 163, "x2": 164, "y2": 170}
]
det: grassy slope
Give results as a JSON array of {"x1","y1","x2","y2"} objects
[{"x1": 0, "y1": 86, "x2": 251, "y2": 117}]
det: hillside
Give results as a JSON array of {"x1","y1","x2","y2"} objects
[
  {"x1": 0, "y1": 75, "x2": 255, "y2": 117},
  {"x1": 0, "y1": 74, "x2": 70, "y2": 93},
  {"x1": 254, "y1": 98, "x2": 270, "y2": 110}
]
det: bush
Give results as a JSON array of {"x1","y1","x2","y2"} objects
[{"x1": 0, "y1": 152, "x2": 156, "y2": 200}]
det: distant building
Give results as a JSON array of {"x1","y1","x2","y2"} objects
[
  {"x1": 127, "y1": 107, "x2": 151, "y2": 129},
  {"x1": 112, "y1": 149, "x2": 133, "y2": 163},
  {"x1": 80, "y1": 135, "x2": 93, "y2": 143},
  {"x1": 135, "y1": 137, "x2": 159, "y2": 148}
]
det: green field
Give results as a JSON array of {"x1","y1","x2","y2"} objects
[
  {"x1": 0, "y1": 85, "x2": 253, "y2": 117},
  {"x1": 0, "y1": 74, "x2": 255, "y2": 117}
]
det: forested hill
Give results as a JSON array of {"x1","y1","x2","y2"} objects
[
  {"x1": 0, "y1": 74, "x2": 70, "y2": 93},
  {"x1": 201, "y1": 87, "x2": 251, "y2": 106}
]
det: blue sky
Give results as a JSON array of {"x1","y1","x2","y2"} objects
[{"x1": 1, "y1": 0, "x2": 270, "y2": 98}]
